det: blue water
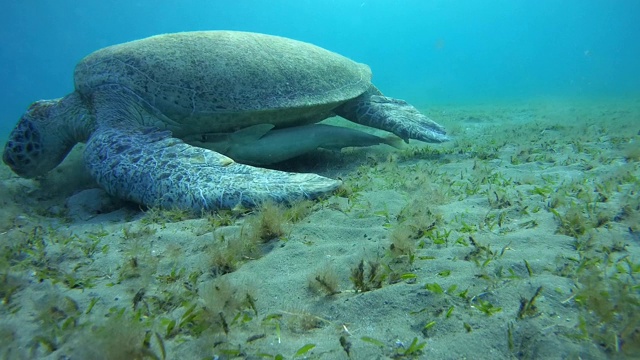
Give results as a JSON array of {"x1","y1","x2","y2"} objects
[{"x1": 1, "y1": 0, "x2": 639, "y2": 135}]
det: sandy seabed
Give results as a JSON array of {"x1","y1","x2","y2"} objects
[{"x1": 0, "y1": 98, "x2": 639, "y2": 360}]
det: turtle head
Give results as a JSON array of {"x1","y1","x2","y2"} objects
[{"x1": 3, "y1": 95, "x2": 91, "y2": 178}]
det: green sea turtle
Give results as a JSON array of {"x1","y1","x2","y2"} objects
[{"x1": 2, "y1": 31, "x2": 448, "y2": 210}]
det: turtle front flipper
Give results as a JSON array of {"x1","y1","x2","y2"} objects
[
  {"x1": 335, "y1": 87, "x2": 449, "y2": 143},
  {"x1": 83, "y1": 126, "x2": 341, "y2": 211}
]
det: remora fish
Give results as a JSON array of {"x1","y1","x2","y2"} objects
[{"x1": 188, "y1": 123, "x2": 402, "y2": 166}]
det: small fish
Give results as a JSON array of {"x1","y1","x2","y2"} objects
[{"x1": 188, "y1": 123, "x2": 402, "y2": 166}]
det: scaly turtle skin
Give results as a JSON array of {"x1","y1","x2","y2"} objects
[{"x1": 2, "y1": 31, "x2": 448, "y2": 210}]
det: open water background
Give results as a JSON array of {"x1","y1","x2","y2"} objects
[{"x1": 1, "y1": 0, "x2": 639, "y2": 135}]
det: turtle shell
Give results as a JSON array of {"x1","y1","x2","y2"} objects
[{"x1": 74, "y1": 31, "x2": 372, "y2": 134}]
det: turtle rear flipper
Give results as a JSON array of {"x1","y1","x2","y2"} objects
[
  {"x1": 336, "y1": 89, "x2": 449, "y2": 143},
  {"x1": 83, "y1": 126, "x2": 340, "y2": 210}
]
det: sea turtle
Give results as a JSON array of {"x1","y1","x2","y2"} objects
[{"x1": 2, "y1": 31, "x2": 448, "y2": 211}]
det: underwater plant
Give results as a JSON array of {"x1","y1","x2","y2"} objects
[
  {"x1": 623, "y1": 140, "x2": 640, "y2": 162},
  {"x1": 206, "y1": 231, "x2": 261, "y2": 276},
  {"x1": 70, "y1": 311, "x2": 162, "y2": 360},
  {"x1": 572, "y1": 262, "x2": 640, "y2": 355},
  {"x1": 246, "y1": 200, "x2": 289, "y2": 242},
  {"x1": 350, "y1": 259, "x2": 386, "y2": 293},
  {"x1": 309, "y1": 266, "x2": 341, "y2": 296}
]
